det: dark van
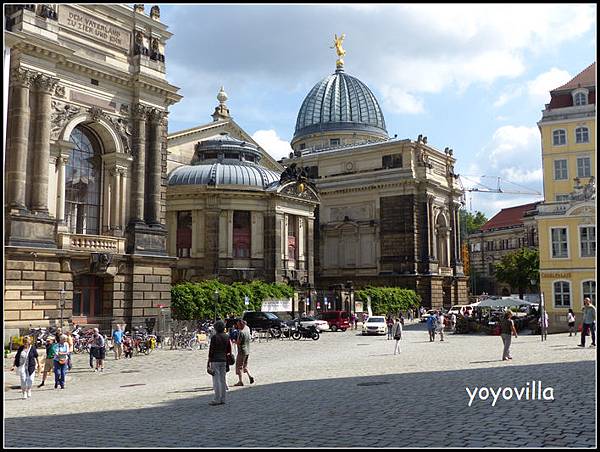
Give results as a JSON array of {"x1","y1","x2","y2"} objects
[{"x1": 317, "y1": 311, "x2": 350, "y2": 332}]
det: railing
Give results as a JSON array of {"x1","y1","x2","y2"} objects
[{"x1": 57, "y1": 233, "x2": 126, "y2": 254}]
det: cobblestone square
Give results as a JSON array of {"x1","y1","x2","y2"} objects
[{"x1": 4, "y1": 323, "x2": 597, "y2": 448}]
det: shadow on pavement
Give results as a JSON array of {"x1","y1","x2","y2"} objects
[{"x1": 4, "y1": 361, "x2": 596, "y2": 448}]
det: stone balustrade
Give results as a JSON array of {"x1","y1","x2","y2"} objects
[
  {"x1": 57, "y1": 233, "x2": 126, "y2": 254},
  {"x1": 439, "y1": 267, "x2": 453, "y2": 276}
]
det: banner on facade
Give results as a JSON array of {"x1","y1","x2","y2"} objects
[{"x1": 261, "y1": 299, "x2": 292, "y2": 312}]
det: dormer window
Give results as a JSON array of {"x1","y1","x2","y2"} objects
[{"x1": 572, "y1": 89, "x2": 588, "y2": 106}]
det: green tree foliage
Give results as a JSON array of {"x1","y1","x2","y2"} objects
[
  {"x1": 355, "y1": 287, "x2": 421, "y2": 316},
  {"x1": 170, "y1": 280, "x2": 294, "y2": 320},
  {"x1": 461, "y1": 209, "x2": 488, "y2": 237},
  {"x1": 494, "y1": 248, "x2": 540, "y2": 299}
]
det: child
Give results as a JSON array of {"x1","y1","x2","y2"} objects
[{"x1": 123, "y1": 335, "x2": 134, "y2": 359}]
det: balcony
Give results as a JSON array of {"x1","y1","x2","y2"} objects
[{"x1": 57, "y1": 233, "x2": 126, "y2": 254}]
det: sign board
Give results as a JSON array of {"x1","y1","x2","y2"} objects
[
  {"x1": 261, "y1": 299, "x2": 292, "y2": 312},
  {"x1": 244, "y1": 296, "x2": 250, "y2": 306},
  {"x1": 354, "y1": 301, "x2": 364, "y2": 313},
  {"x1": 59, "y1": 5, "x2": 131, "y2": 51}
]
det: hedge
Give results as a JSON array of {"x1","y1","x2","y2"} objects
[
  {"x1": 355, "y1": 286, "x2": 421, "y2": 316},
  {"x1": 170, "y1": 280, "x2": 294, "y2": 320}
]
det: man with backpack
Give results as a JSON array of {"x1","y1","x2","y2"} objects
[{"x1": 426, "y1": 314, "x2": 436, "y2": 342}]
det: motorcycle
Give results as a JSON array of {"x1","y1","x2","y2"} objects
[{"x1": 291, "y1": 323, "x2": 320, "y2": 341}]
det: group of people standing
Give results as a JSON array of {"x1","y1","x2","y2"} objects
[
  {"x1": 206, "y1": 318, "x2": 255, "y2": 406},
  {"x1": 426, "y1": 311, "x2": 450, "y2": 342}
]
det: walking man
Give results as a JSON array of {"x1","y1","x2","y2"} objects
[
  {"x1": 437, "y1": 311, "x2": 445, "y2": 342},
  {"x1": 386, "y1": 315, "x2": 394, "y2": 340},
  {"x1": 426, "y1": 313, "x2": 436, "y2": 342},
  {"x1": 234, "y1": 320, "x2": 255, "y2": 386},
  {"x1": 578, "y1": 298, "x2": 596, "y2": 348},
  {"x1": 38, "y1": 337, "x2": 56, "y2": 388},
  {"x1": 501, "y1": 311, "x2": 518, "y2": 361},
  {"x1": 112, "y1": 325, "x2": 124, "y2": 360},
  {"x1": 392, "y1": 318, "x2": 403, "y2": 355}
]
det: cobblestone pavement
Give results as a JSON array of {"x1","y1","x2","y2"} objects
[{"x1": 4, "y1": 322, "x2": 597, "y2": 448}]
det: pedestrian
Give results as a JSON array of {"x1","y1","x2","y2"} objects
[
  {"x1": 228, "y1": 320, "x2": 239, "y2": 354},
  {"x1": 207, "y1": 320, "x2": 231, "y2": 406},
  {"x1": 123, "y1": 333, "x2": 134, "y2": 358},
  {"x1": 392, "y1": 318, "x2": 403, "y2": 355},
  {"x1": 419, "y1": 306, "x2": 426, "y2": 319},
  {"x1": 91, "y1": 328, "x2": 106, "y2": 372},
  {"x1": 54, "y1": 327, "x2": 63, "y2": 344},
  {"x1": 234, "y1": 319, "x2": 255, "y2": 386},
  {"x1": 426, "y1": 313, "x2": 436, "y2": 342},
  {"x1": 407, "y1": 309, "x2": 413, "y2": 323},
  {"x1": 567, "y1": 309, "x2": 576, "y2": 337},
  {"x1": 386, "y1": 315, "x2": 394, "y2": 340},
  {"x1": 54, "y1": 334, "x2": 70, "y2": 389},
  {"x1": 578, "y1": 298, "x2": 596, "y2": 348},
  {"x1": 351, "y1": 313, "x2": 357, "y2": 330},
  {"x1": 112, "y1": 324, "x2": 124, "y2": 360},
  {"x1": 451, "y1": 313, "x2": 457, "y2": 332},
  {"x1": 65, "y1": 330, "x2": 74, "y2": 370},
  {"x1": 437, "y1": 311, "x2": 445, "y2": 342},
  {"x1": 11, "y1": 336, "x2": 41, "y2": 399},
  {"x1": 500, "y1": 311, "x2": 518, "y2": 361},
  {"x1": 38, "y1": 337, "x2": 57, "y2": 388},
  {"x1": 539, "y1": 311, "x2": 549, "y2": 340}
]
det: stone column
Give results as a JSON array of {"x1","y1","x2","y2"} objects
[
  {"x1": 111, "y1": 168, "x2": 125, "y2": 234},
  {"x1": 55, "y1": 154, "x2": 69, "y2": 222},
  {"x1": 31, "y1": 73, "x2": 59, "y2": 214},
  {"x1": 130, "y1": 104, "x2": 147, "y2": 225},
  {"x1": 306, "y1": 218, "x2": 315, "y2": 286},
  {"x1": 147, "y1": 108, "x2": 164, "y2": 226},
  {"x1": 6, "y1": 68, "x2": 33, "y2": 211},
  {"x1": 427, "y1": 196, "x2": 435, "y2": 258}
]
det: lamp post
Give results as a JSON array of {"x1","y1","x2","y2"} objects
[
  {"x1": 59, "y1": 288, "x2": 66, "y2": 329},
  {"x1": 213, "y1": 290, "x2": 219, "y2": 322}
]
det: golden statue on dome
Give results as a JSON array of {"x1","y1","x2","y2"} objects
[{"x1": 331, "y1": 33, "x2": 346, "y2": 69}]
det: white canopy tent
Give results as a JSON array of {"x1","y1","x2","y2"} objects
[{"x1": 477, "y1": 297, "x2": 537, "y2": 308}]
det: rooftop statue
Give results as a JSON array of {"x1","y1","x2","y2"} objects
[{"x1": 331, "y1": 33, "x2": 346, "y2": 68}]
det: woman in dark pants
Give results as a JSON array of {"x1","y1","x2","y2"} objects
[{"x1": 207, "y1": 320, "x2": 231, "y2": 406}]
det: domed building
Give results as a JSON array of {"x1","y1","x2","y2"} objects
[
  {"x1": 291, "y1": 66, "x2": 388, "y2": 152},
  {"x1": 283, "y1": 40, "x2": 468, "y2": 311},
  {"x1": 166, "y1": 91, "x2": 319, "y2": 287}
]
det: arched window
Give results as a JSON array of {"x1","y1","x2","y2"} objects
[
  {"x1": 553, "y1": 281, "x2": 571, "y2": 308},
  {"x1": 575, "y1": 127, "x2": 589, "y2": 144},
  {"x1": 233, "y1": 211, "x2": 251, "y2": 258},
  {"x1": 574, "y1": 92, "x2": 587, "y2": 106},
  {"x1": 65, "y1": 126, "x2": 102, "y2": 235}
]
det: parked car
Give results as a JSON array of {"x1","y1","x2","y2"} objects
[
  {"x1": 420, "y1": 310, "x2": 437, "y2": 323},
  {"x1": 316, "y1": 311, "x2": 350, "y2": 332},
  {"x1": 242, "y1": 311, "x2": 287, "y2": 334},
  {"x1": 362, "y1": 316, "x2": 387, "y2": 335},
  {"x1": 294, "y1": 316, "x2": 330, "y2": 332}
]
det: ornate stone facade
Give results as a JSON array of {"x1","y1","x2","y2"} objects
[{"x1": 4, "y1": 4, "x2": 181, "y2": 338}]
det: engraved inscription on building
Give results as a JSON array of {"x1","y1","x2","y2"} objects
[{"x1": 59, "y1": 5, "x2": 131, "y2": 51}]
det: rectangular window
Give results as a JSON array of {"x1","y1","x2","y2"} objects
[
  {"x1": 580, "y1": 226, "x2": 596, "y2": 257},
  {"x1": 306, "y1": 165, "x2": 319, "y2": 179},
  {"x1": 176, "y1": 211, "x2": 192, "y2": 258},
  {"x1": 287, "y1": 215, "x2": 297, "y2": 260},
  {"x1": 330, "y1": 138, "x2": 340, "y2": 146},
  {"x1": 582, "y1": 281, "x2": 596, "y2": 304},
  {"x1": 575, "y1": 128, "x2": 589, "y2": 144},
  {"x1": 553, "y1": 130, "x2": 566, "y2": 146},
  {"x1": 382, "y1": 153, "x2": 403, "y2": 169},
  {"x1": 577, "y1": 157, "x2": 591, "y2": 178},
  {"x1": 551, "y1": 227, "x2": 569, "y2": 258},
  {"x1": 554, "y1": 159, "x2": 568, "y2": 180},
  {"x1": 553, "y1": 281, "x2": 571, "y2": 307},
  {"x1": 233, "y1": 211, "x2": 251, "y2": 258},
  {"x1": 555, "y1": 194, "x2": 570, "y2": 202},
  {"x1": 299, "y1": 143, "x2": 306, "y2": 150}
]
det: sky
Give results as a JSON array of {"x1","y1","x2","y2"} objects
[{"x1": 157, "y1": 3, "x2": 596, "y2": 219}]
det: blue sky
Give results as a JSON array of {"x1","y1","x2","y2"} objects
[{"x1": 157, "y1": 4, "x2": 596, "y2": 218}]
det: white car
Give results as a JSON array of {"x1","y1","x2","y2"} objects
[
  {"x1": 295, "y1": 316, "x2": 330, "y2": 332},
  {"x1": 362, "y1": 316, "x2": 387, "y2": 335}
]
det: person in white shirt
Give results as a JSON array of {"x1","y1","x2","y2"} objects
[
  {"x1": 567, "y1": 309, "x2": 576, "y2": 337},
  {"x1": 437, "y1": 311, "x2": 445, "y2": 341},
  {"x1": 392, "y1": 318, "x2": 403, "y2": 355},
  {"x1": 451, "y1": 313, "x2": 457, "y2": 332}
]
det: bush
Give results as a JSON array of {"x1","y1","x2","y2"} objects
[
  {"x1": 355, "y1": 286, "x2": 421, "y2": 316},
  {"x1": 170, "y1": 280, "x2": 294, "y2": 320}
]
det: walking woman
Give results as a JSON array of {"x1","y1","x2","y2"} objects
[
  {"x1": 500, "y1": 311, "x2": 518, "y2": 361},
  {"x1": 11, "y1": 336, "x2": 41, "y2": 399},
  {"x1": 54, "y1": 334, "x2": 70, "y2": 389},
  {"x1": 392, "y1": 318, "x2": 403, "y2": 355},
  {"x1": 207, "y1": 320, "x2": 231, "y2": 406},
  {"x1": 568, "y1": 309, "x2": 576, "y2": 337}
]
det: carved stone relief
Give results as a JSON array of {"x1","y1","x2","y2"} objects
[{"x1": 50, "y1": 100, "x2": 82, "y2": 140}]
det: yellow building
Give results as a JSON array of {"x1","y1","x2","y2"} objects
[{"x1": 535, "y1": 62, "x2": 596, "y2": 333}]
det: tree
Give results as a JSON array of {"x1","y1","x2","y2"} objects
[
  {"x1": 494, "y1": 248, "x2": 539, "y2": 299},
  {"x1": 460, "y1": 209, "x2": 488, "y2": 238},
  {"x1": 354, "y1": 287, "x2": 421, "y2": 315}
]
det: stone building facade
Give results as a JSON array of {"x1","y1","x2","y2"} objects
[
  {"x1": 4, "y1": 4, "x2": 181, "y2": 336},
  {"x1": 166, "y1": 92, "x2": 319, "y2": 291},
  {"x1": 284, "y1": 60, "x2": 468, "y2": 309}
]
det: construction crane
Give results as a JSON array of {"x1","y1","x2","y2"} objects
[{"x1": 457, "y1": 175, "x2": 542, "y2": 211}]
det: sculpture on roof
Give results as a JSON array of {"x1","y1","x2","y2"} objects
[{"x1": 331, "y1": 33, "x2": 346, "y2": 68}]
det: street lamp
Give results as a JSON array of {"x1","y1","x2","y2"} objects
[
  {"x1": 213, "y1": 290, "x2": 219, "y2": 322},
  {"x1": 59, "y1": 288, "x2": 66, "y2": 329}
]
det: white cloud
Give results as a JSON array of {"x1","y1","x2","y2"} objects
[
  {"x1": 526, "y1": 68, "x2": 573, "y2": 105},
  {"x1": 379, "y1": 85, "x2": 425, "y2": 114},
  {"x1": 251, "y1": 129, "x2": 293, "y2": 161}
]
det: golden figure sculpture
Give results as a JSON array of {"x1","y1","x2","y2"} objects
[{"x1": 331, "y1": 33, "x2": 346, "y2": 68}]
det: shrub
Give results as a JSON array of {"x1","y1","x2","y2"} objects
[{"x1": 355, "y1": 286, "x2": 421, "y2": 316}]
